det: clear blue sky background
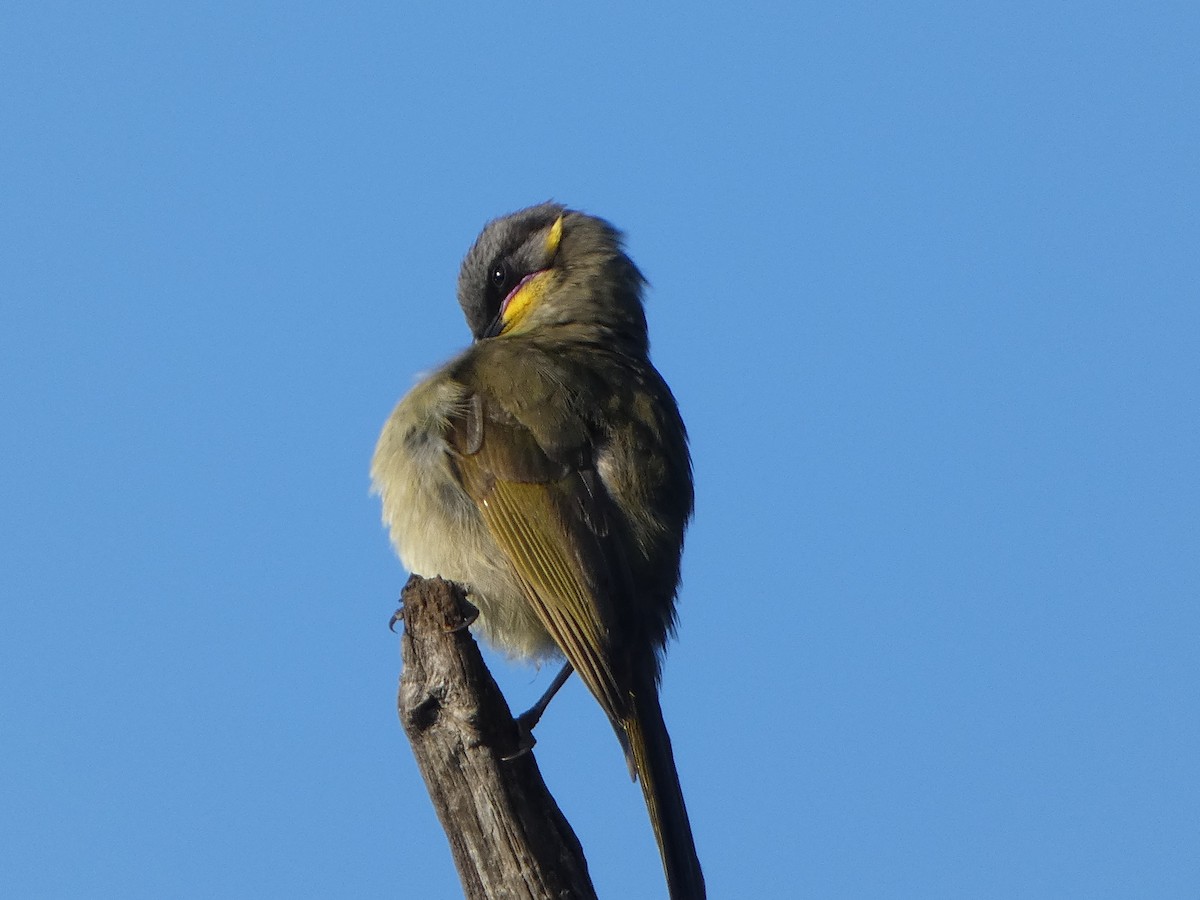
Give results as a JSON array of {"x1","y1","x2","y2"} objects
[{"x1": 2, "y1": 3, "x2": 1197, "y2": 898}]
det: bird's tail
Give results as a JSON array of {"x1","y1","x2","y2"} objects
[{"x1": 622, "y1": 686, "x2": 706, "y2": 899}]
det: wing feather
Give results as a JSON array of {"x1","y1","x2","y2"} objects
[
  {"x1": 449, "y1": 395, "x2": 631, "y2": 725},
  {"x1": 475, "y1": 473, "x2": 626, "y2": 721}
]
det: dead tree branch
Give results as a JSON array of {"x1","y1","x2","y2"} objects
[{"x1": 397, "y1": 575, "x2": 597, "y2": 900}]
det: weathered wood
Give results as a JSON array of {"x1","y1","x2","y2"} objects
[{"x1": 397, "y1": 575, "x2": 597, "y2": 900}]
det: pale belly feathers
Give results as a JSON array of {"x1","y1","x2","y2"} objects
[{"x1": 371, "y1": 371, "x2": 558, "y2": 661}]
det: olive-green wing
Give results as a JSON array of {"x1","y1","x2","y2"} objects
[{"x1": 447, "y1": 392, "x2": 631, "y2": 725}]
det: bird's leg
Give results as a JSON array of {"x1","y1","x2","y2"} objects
[
  {"x1": 518, "y1": 663, "x2": 575, "y2": 731},
  {"x1": 503, "y1": 663, "x2": 574, "y2": 760}
]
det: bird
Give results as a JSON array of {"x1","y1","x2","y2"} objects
[{"x1": 371, "y1": 202, "x2": 704, "y2": 898}]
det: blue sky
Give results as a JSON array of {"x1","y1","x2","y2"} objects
[{"x1": 2, "y1": 3, "x2": 1197, "y2": 897}]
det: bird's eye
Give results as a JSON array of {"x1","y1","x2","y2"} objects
[{"x1": 490, "y1": 262, "x2": 508, "y2": 290}]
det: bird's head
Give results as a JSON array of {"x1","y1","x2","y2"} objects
[{"x1": 457, "y1": 202, "x2": 649, "y2": 353}]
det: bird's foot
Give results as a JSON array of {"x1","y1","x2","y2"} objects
[
  {"x1": 443, "y1": 598, "x2": 478, "y2": 633},
  {"x1": 501, "y1": 718, "x2": 538, "y2": 761}
]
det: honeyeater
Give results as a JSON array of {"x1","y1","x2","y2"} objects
[{"x1": 371, "y1": 202, "x2": 704, "y2": 899}]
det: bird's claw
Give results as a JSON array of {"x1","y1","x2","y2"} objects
[
  {"x1": 444, "y1": 601, "x2": 478, "y2": 633},
  {"x1": 501, "y1": 718, "x2": 538, "y2": 761}
]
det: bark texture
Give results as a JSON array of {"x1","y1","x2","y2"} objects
[{"x1": 397, "y1": 575, "x2": 597, "y2": 900}]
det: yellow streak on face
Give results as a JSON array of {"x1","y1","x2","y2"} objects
[
  {"x1": 545, "y1": 214, "x2": 564, "y2": 256},
  {"x1": 499, "y1": 271, "x2": 551, "y2": 335},
  {"x1": 500, "y1": 216, "x2": 564, "y2": 336}
]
